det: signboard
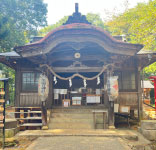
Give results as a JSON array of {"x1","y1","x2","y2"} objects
[
  {"x1": 38, "y1": 74, "x2": 49, "y2": 101},
  {"x1": 119, "y1": 106, "x2": 130, "y2": 114}
]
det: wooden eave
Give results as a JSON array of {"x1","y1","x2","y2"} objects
[
  {"x1": 137, "y1": 52, "x2": 156, "y2": 69},
  {"x1": 0, "y1": 56, "x2": 18, "y2": 69},
  {"x1": 14, "y1": 23, "x2": 143, "y2": 57}
]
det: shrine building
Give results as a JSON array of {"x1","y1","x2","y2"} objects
[{"x1": 0, "y1": 4, "x2": 156, "y2": 129}]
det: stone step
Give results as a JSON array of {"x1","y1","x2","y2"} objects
[
  {"x1": 50, "y1": 117, "x2": 94, "y2": 123},
  {"x1": 51, "y1": 113, "x2": 93, "y2": 119},
  {"x1": 49, "y1": 108, "x2": 108, "y2": 130},
  {"x1": 51, "y1": 108, "x2": 107, "y2": 113},
  {"x1": 17, "y1": 129, "x2": 138, "y2": 141},
  {"x1": 51, "y1": 116, "x2": 106, "y2": 123},
  {"x1": 49, "y1": 122, "x2": 93, "y2": 129}
]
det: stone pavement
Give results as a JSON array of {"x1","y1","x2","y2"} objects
[
  {"x1": 4, "y1": 129, "x2": 152, "y2": 150},
  {"x1": 17, "y1": 129, "x2": 151, "y2": 150},
  {"x1": 26, "y1": 136, "x2": 130, "y2": 150}
]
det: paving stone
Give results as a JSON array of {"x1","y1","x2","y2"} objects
[{"x1": 26, "y1": 136, "x2": 130, "y2": 150}]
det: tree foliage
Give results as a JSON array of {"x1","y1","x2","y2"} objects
[
  {"x1": 0, "y1": 0, "x2": 47, "y2": 52},
  {"x1": 106, "y1": 0, "x2": 156, "y2": 50},
  {"x1": 38, "y1": 16, "x2": 68, "y2": 36},
  {"x1": 0, "y1": 0, "x2": 47, "y2": 104},
  {"x1": 86, "y1": 13, "x2": 108, "y2": 31},
  {"x1": 106, "y1": 0, "x2": 156, "y2": 78}
]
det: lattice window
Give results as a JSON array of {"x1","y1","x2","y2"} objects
[
  {"x1": 22, "y1": 72, "x2": 40, "y2": 92},
  {"x1": 114, "y1": 71, "x2": 136, "y2": 91},
  {"x1": 122, "y1": 71, "x2": 136, "y2": 90}
]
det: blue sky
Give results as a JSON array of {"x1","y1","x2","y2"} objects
[{"x1": 44, "y1": 0, "x2": 149, "y2": 25}]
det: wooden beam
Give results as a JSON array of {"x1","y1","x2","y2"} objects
[
  {"x1": 53, "y1": 66, "x2": 103, "y2": 72},
  {"x1": 48, "y1": 55, "x2": 109, "y2": 64}
]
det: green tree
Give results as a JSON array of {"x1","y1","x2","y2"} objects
[
  {"x1": 106, "y1": 0, "x2": 156, "y2": 78},
  {"x1": 106, "y1": 1, "x2": 156, "y2": 50},
  {"x1": 0, "y1": 0, "x2": 48, "y2": 104},
  {"x1": 86, "y1": 13, "x2": 108, "y2": 30},
  {"x1": 0, "y1": 0, "x2": 47, "y2": 52},
  {"x1": 39, "y1": 16, "x2": 68, "y2": 36}
]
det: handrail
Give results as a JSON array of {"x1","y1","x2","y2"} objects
[{"x1": 143, "y1": 102, "x2": 155, "y2": 109}]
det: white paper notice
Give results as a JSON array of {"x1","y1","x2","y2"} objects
[
  {"x1": 54, "y1": 93, "x2": 59, "y2": 99},
  {"x1": 121, "y1": 107, "x2": 129, "y2": 113}
]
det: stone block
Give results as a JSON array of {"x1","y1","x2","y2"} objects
[
  {"x1": 141, "y1": 129, "x2": 156, "y2": 141},
  {"x1": 5, "y1": 119, "x2": 18, "y2": 129},
  {"x1": 141, "y1": 120, "x2": 156, "y2": 130},
  {"x1": 0, "y1": 127, "x2": 19, "y2": 138}
]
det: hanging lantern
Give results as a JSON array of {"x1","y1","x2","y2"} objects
[
  {"x1": 97, "y1": 76, "x2": 100, "y2": 85},
  {"x1": 53, "y1": 76, "x2": 57, "y2": 84},
  {"x1": 69, "y1": 79, "x2": 72, "y2": 87},
  {"x1": 83, "y1": 79, "x2": 87, "y2": 88}
]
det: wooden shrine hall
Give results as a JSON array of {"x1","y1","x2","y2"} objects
[{"x1": 1, "y1": 4, "x2": 156, "y2": 129}]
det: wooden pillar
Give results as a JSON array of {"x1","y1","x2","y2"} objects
[
  {"x1": 103, "y1": 72, "x2": 109, "y2": 106},
  {"x1": 4, "y1": 81, "x2": 9, "y2": 104},
  {"x1": 15, "y1": 67, "x2": 21, "y2": 107},
  {"x1": 42, "y1": 101, "x2": 47, "y2": 126},
  {"x1": 46, "y1": 71, "x2": 53, "y2": 109},
  {"x1": 108, "y1": 101, "x2": 115, "y2": 128},
  {"x1": 137, "y1": 70, "x2": 142, "y2": 121},
  {"x1": 104, "y1": 71, "x2": 115, "y2": 128},
  {"x1": 107, "y1": 70, "x2": 115, "y2": 128}
]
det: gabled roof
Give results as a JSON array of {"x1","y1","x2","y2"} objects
[
  {"x1": 13, "y1": 3, "x2": 143, "y2": 57},
  {"x1": 14, "y1": 23, "x2": 143, "y2": 57}
]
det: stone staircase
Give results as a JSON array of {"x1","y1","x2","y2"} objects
[{"x1": 48, "y1": 107, "x2": 108, "y2": 129}]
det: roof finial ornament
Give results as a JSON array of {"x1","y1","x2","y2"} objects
[
  {"x1": 75, "y1": 3, "x2": 79, "y2": 13},
  {"x1": 63, "y1": 3, "x2": 91, "y2": 25}
]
